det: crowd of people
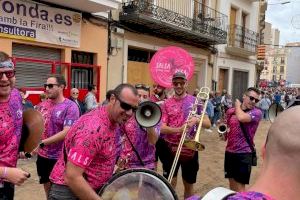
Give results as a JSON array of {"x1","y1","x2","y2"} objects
[{"x1": 1, "y1": 50, "x2": 300, "y2": 200}]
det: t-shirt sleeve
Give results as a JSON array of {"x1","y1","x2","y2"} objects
[
  {"x1": 64, "y1": 103, "x2": 80, "y2": 127},
  {"x1": 248, "y1": 109, "x2": 262, "y2": 123}
]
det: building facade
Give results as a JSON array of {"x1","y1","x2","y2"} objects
[
  {"x1": 215, "y1": 0, "x2": 261, "y2": 100},
  {"x1": 286, "y1": 42, "x2": 300, "y2": 85},
  {"x1": 0, "y1": 0, "x2": 121, "y2": 104},
  {"x1": 260, "y1": 47, "x2": 288, "y2": 84},
  {"x1": 107, "y1": 0, "x2": 228, "y2": 95}
]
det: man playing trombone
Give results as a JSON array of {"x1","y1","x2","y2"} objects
[
  {"x1": 160, "y1": 72, "x2": 211, "y2": 199},
  {"x1": 223, "y1": 87, "x2": 262, "y2": 192}
]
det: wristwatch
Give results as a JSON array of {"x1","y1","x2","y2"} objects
[{"x1": 39, "y1": 142, "x2": 45, "y2": 148}]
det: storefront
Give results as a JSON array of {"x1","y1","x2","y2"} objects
[{"x1": 0, "y1": 0, "x2": 108, "y2": 104}]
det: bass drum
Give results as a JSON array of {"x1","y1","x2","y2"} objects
[{"x1": 98, "y1": 169, "x2": 178, "y2": 200}]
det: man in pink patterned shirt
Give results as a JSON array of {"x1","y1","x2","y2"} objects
[
  {"x1": 49, "y1": 84, "x2": 139, "y2": 200},
  {"x1": 35, "y1": 74, "x2": 79, "y2": 197},
  {"x1": 224, "y1": 87, "x2": 262, "y2": 192},
  {"x1": 0, "y1": 52, "x2": 30, "y2": 199},
  {"x1": 119, "y1": 84, "x2": 160, "y2": 170},
  {"x1": 161, "y1": 72, "x2": 211, "y2": 199}
]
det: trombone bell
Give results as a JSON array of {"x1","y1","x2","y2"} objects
[{"x1": 184, "y1": 139, "x2": 205, "y2": 151}]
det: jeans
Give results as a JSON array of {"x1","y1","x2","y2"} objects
[
  {"x1": 262, "y1": 109, "x2": 269, "y2": 120},
  {"x1": 48, "y1": 184, "x2": 78, "y2": 200}
]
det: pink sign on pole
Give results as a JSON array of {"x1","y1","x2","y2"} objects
[{"x1": 150, "y1": 46, "x2": 195, "y2": 88}]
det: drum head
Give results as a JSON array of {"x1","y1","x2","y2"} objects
[{"x1": 99, "y1": 169, "x2": 178, "y2": 200}]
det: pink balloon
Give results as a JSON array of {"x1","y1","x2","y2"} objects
[{"x1": 150, "y1": 46, "x2": 195, "y2": 88}]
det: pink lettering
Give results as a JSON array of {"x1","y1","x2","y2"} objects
[
  {"x1": 77, "y1": 155, "x2": 82, "y2": 163},
  {"x1": 70, "y1": 152, "x2": 77, "y2": 161},
  {"x1": 83, "y1": 157, "x2": 90, "y2": 165}
]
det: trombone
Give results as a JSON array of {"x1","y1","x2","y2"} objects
[
  {"x1": 217, "y1": 105, "x2": 227, "y2": 139},
  {"x1": 168, "y1": 87, "x2": 210, "y2": 182}
]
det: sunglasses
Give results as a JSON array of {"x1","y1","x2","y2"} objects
[
  {"x1": 0, "y1": 70, "x2": 16, "y2": 79},
  {"x1": 116, "y1": 95, "x2": 138, "y2": 112},
  {"x1": 135, "y1": 84, "x2": 150, "y2": 91},
  {"x1": 72, "y1": 92, "x2": 79, "y2": 95},
  {"x1": 44, "y1": 83, "x2": 59, "y2": 89},
  {"x1": 247, "y1": 94, "x2": 260, "y2": 103}
]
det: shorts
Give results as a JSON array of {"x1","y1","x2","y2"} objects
[
  {"x1": 48, "y1": 183, "x2": 78, "y2": 200},
  {"x1": 160, "y1": 140, "x2": 199, "y2": 184},
  {"x1": 224, "y1": 151, "x2": 252, "y2": 184},
  {"x1": 155, "y1": 137, "x2": 168, "y2": 162},
  {"x1": 0, "y1": 182, "x2": 14, "y2": 200},
  {"x1": 36, "y1": 155, "x2": 57, "y2": 184}
]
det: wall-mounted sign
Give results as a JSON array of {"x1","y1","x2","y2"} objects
[{"x1": 0, "y1": 0, "x2": 81, "y2": 47}]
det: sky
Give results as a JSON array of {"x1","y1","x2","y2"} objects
[{"x1": 266, "y1": 0, "x2": 300, "y2": 45}]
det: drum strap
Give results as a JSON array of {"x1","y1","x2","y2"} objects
[{"x1": 124, "y1": 131, "x2": 145, "y2": 167}]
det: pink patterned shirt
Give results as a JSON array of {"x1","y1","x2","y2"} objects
[
  {"x1": 162, "y1": 94, "x2": 203, "y2": 157},
  {"x1": 36, "y1": 99, "x2": 79, "y2": 159},
  {"x1": 0, "y1": 89, "x2": 23, "y2": 167},
  {"x1": 120, "y1": 116, "x2": 160, "y2": 169},
  {"x1": 225, "y1": 107, "x2": 262, "y2": 153},
  {"x1": 227, "y1": 191, "x2": 275, "y2": 200},
  {"x1": 50, "y1": 106, "x2": 121, "y2": 190}
]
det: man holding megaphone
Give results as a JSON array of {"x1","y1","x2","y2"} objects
[{"x1": 118, "y1": 84, "x2": 161, "y2": 171}]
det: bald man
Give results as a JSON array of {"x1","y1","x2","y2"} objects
[
  {"x1": 227, "y1": 106, "x2": 300, "y2": 200},
  {"x1": 69, "y1": 88, "x2": 85, "y2": 116}
]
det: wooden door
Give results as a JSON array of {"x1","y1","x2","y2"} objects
[
  {"x1": 232, "y1": 70, "x2": 248, "y2": 100},
  {"x1": 127, "y1": 61, "x2": 154, "y2": 87},
  {"x1": 229, "y1": 7, "x2": 237, "y2": 46},
  {"x1": 241, "y1": 12, "x2": 247, "y2": 48},
  {"x1": 218, "y1": 69, "x2": 225, "y2": 92},
  {"x1": 187, "y1": 73, "x2": 198, "y2": 95}
]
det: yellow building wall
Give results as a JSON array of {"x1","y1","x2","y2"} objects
[{"x1": 0, "y1": 20, "x2": 108, "y2": 101}]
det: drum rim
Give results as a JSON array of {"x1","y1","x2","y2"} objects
[{"x1": 98, "y1": 168, "x2": 178, "y2": 200}]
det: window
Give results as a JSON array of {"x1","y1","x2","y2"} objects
[
  {"x1": 128, "y1": 48, "x2": 155, "y2": 63},
  {"x1": 71, "y1": 51, "x2": 94, "y2": 89},
  {"x1": 272, "y1": 75, "x2": 276, "y2": 81},
  {"x1": 280, "y1": 66, "x2": 284, "y2": 73},
  {"x1": 280, "y1": 57, "x2": 285, "y2": 64}
]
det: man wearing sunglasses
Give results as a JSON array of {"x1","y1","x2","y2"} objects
[
  {"x1": 160, "y1": 71, "x2": 211, "y2": 199},
  {"x1": 223, "y1": 87, "x2": 262, "y2": 192},
  {"x1": 49, "y1": 84, "x2": 139, "y2": 200},
  {"x1": 35, "y1": 74, "x2": 80, "y2": 197},
  {"x1": 0, "y1": 52, "x2": 30, "y2": 200},
  {"x1": 118, "y1": 84, "x2": 160, "y2": 171}
]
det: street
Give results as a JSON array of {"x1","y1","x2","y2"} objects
[{"x1": 15, "y1": 120, "x2": 271, "y2": 200}]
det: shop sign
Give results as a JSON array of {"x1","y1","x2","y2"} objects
[{"x1": 0, "y1": 0, "x2": 81, "y2": 47}]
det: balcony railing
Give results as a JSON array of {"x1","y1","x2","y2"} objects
[
  {"x1": 228, "y1": 24, "x2": 259, "y2": 54},
  {"x1": 119, "y1": 0, "x2": 228, "y2": 46}
]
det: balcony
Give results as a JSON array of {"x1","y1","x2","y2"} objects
[
  {"x1": 226, "y1": 24, "x2": 259, "y2": 57},
  {"x1": 119, "y1": 0, "x2": 228, "y2": 47},
  {"x1": 41, "y1": 0, "x2": 121, "y2": 13}
]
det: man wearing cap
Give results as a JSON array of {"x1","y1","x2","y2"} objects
[
  {"x1": 0, "y1": 52, "x2": 30, "y2": 199},
  {"x1": 160, "y1": 71, "x2": 211, "y2": 199}
]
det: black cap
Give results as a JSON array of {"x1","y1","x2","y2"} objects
[{"x1": 172, "y1": 72, "x2": 187, "y2": 81}]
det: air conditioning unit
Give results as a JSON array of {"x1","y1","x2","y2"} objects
[{"x1": 112, "y1": 27, "x2": 124, "y2": 34}]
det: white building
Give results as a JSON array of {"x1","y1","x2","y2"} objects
[
  {"x1": 286, "y1": 42, "x2": 300, "y2": 85},
  {"x1": 215, "y1": 0, "x2": 261, "y2": 100}
]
